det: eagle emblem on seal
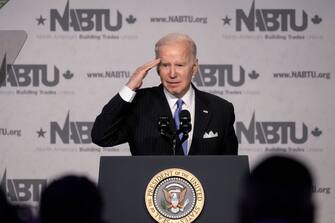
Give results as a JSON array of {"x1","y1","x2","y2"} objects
[{"x1": 162, "y1": 185, "x2": 189, "y2": 213}]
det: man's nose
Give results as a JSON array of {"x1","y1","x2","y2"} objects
[{"x1": 169, "y1": 65, "x2": 177, "y2": 78}]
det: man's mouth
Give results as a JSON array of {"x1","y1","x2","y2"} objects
[{"x1": 167, "y1": 81, "x2": 180, "y2": 85}]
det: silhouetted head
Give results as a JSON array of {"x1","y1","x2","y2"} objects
[
  {"x1": 0, "y1": 187, "x2": 20, "y2": 223},
  {"x1": 239, "y1": 155, "x2": 314, "y2": 223},
  {"x1": 39, "y1": 175, "x2": 103, "y2": 223}
]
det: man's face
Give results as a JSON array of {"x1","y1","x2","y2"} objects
[{"x1": 157, "y1": 41, "x2": 198, "y2": 98}]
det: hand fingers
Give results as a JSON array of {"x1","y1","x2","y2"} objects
[
  {"x1": 126, "y1": 59, "x2": 161, "y2": 90},
  {"x1": 137, "y1": 58, "x2": 161, "y2": 73}
]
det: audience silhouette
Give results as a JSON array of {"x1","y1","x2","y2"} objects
[
  {"x1": 239, "y1": 155, "x2": 315, "y2": 223},
  {"x1": 39, "y1": 175, "x2": 104, "y2": 223},
  {"x1": 0, "y1": 187, "x2": 20, "y2": 223}
]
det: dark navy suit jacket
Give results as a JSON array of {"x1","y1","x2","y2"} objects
[{"x1": 91, "y1": 84, "x2": 238, "y2": 155}]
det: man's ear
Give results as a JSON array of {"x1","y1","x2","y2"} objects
[
  {"x1": 192, "y1": 58, "x2": 199, "y2": 76},
  {"x1": 156, "y1": 66, "x2": 160, "y2": 76}
]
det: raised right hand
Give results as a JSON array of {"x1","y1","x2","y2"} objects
[{"x1": 126, "y1": 59, "x2": 161, "y2": 90}]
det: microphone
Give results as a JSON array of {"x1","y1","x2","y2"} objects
[
  {"x1": 178, "y1": 110, "x2": 192, "y2": 136},
  {"x1": 158, "y1": 110, "x2": 192, "y2": 155},
  {"x1": 158, "y1": 116, "x2": 170, "y2": 136},
  {"x1": 178, "y1": 110, "x2": 192, "y2": 145},
  {"x1": 158, "y1": 116, "x2": 177, "y2": 155}
]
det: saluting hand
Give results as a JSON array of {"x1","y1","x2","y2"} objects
[{"x1": 126, "y1": 59, "x2": 161, "y2": 90}]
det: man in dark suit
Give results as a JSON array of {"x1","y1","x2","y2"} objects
[{"x1": 91, "y1": 33, "x2": 238, "y2": 155}]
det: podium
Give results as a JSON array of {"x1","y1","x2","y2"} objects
[{"x1": 98, "y1": 155, "x2": 249, "y2": 223}]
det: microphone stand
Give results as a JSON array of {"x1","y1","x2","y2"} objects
[{"x1": 158, "y1": 116, "x2": 177, "y2": 155}]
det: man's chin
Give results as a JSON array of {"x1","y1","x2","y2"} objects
[{"x1": 166, "y1": 88, "x2": 184, "y2": 98}]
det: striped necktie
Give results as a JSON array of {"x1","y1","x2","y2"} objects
[{"x1": 174, "y1": 99, "x2": 188, "y2": 155}]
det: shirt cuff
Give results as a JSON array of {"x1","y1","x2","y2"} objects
[{"x1": 119, "y1": 85, "x2": 136, "y2": 103}]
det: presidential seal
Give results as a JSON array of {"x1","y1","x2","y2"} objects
[{"x1": 145, "y1": 168, "x2": 205, "y2": 223}]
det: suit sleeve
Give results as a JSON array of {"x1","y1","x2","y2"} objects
[
  {"x1": 223, "y1": 102, "x2": 238, "y2": 155},
  {"x1": 91, "y1": 93, "x2": 132, "y2": 147}
]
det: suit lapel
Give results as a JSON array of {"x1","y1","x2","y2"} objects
[{"x1": 190, "y1": 87, "x2": 211, "y2": 153}]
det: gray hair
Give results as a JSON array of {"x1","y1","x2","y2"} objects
[{"x1": 154, "y1": 33, "x2": 197, "y2": 59}]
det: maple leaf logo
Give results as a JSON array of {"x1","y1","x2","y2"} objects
[
  {"x1": 311, "y1": 15, "x2": 322, "y2": 24},
  {"x1": 249, "y1": 70, "x2": 259, "y2": 79},
  {"x1": 311, "y1": 127, "x2": 322, "y2": 137},
  {"x1": 63, "y1": 70, "x2": 74, "y2": 79},
  {"x1": 126, "y1": 15, "x2": 136, "y2": 24}
]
